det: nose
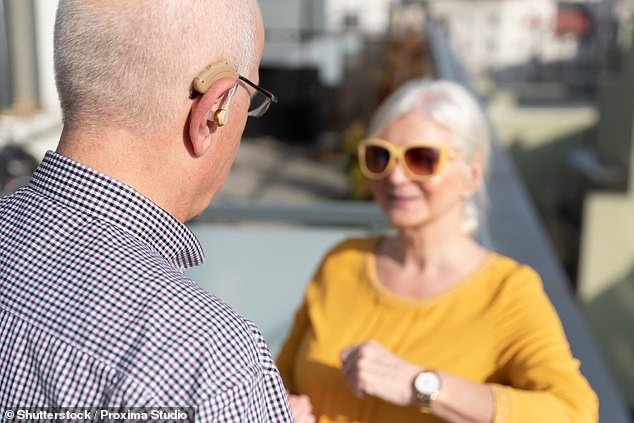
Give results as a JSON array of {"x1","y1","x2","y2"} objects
[{"x1": 386, "y1": 159, "x2": 410, "y2": 185}]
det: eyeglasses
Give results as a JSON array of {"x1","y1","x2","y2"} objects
[
  {"x1": 237, "y1": 75, "x2": 278, "y2": 118},
  {"x1": 190, "y1": 72, "x2": 278, "y2": 118},
  {"x1": 358, "y1": 138, "x2": 461, "y2": 181}
]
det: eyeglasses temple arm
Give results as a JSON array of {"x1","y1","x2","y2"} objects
[{"x1": 238, "y1": 75, "x2": 278, "y2": 103}]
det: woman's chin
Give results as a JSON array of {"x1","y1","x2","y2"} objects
[{"x1": 385, "y1": 210, "x2": 429, "y2": 229}]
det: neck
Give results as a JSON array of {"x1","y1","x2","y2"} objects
[
  {"x1": 56, "y1": 126, "x2": 193, "y2": 222},
  {"x1": 391, "y1": 207, "x2": 478, "y2": 272}
]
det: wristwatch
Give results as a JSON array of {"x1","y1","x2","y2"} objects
[{"x1": 413, "y1": 370, "x2": 442, "y2": 413}]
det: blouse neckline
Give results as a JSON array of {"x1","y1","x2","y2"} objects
[{"x1": 364, "y1": 237, "x2": 497, "y2": 309}]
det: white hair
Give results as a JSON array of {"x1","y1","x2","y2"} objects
[
  {"x1": 368, "y1": 79, "x2": 491, "y2": 235},
  {"x1": 54, "y1": 0, "x2": 257, "y2": 133}
]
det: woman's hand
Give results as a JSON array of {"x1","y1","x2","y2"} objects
[
  {"x1": 340, "y1": 341, "x2": 422, "y2": 406},
  {"x1": 288, "y1": 394, "x2": 316, "y2": 423}
]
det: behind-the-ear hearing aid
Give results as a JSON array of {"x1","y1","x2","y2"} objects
[
  {"x1": 193, "y1": 62, "x2": 239, "y2": 93},
  {"x1": 209, "y1": 82, "x2": 239, "y2": 127},
  {"x1": 192, "y1": 61, "x2": 240, "y2": 127}
]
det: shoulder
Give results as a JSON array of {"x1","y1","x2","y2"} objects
[
  {"x1": 137, "y1": 266, "x2": 262, "y2": 356},
  {"x1": 0, "y1": 191, "x2": 12, "y2": 208},
  {"x1": 311, "y1": 236, "x2": 377, "y2": 284},
  {"x1": 127, "y1": 271, "x2": 274, "y2": 402},
  {"x1": 486, "y1": 254, "x2": 543, "y2": 291},
  {"x1": 318, "y1": 236, "x2": 376, "y2": 269},
  {"x1": 484, "y1": 254, "x2": 551, "y2": 313},
  {"x1": 60, "y1": 224, "x2": 269, "y2": 399},
  {"x1": 0, "y1": 192, "x2": 12, "y2": 219},
  {"x1": 304, "y1": 237, "x2": 377, "y2": 301},
  {"x1": 158, "y1": 273, "x2": 260, "y2": 350}
]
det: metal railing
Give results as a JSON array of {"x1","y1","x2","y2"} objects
[
  {"x1": 0, "y1": 0, "x2": 13, "y2": 110},
  {"x1": 196, "y1": 201, "x2": 386, "y2": 228},
  {"x1": 424, "y1": 19, "x2": 632, "y2": 423}
]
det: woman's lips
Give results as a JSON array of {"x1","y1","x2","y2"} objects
[{"x1": 387, "y1": 194, "x2": 421, "y2": 206}]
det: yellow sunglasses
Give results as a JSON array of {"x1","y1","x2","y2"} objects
[{"x1": 358, "y1": 138, "x2": 461, "y2": 182}]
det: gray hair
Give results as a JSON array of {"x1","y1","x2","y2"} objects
[
  {"x1": 54, "y1": 0, "x2": 257, "y2": 133},
  {"x1": 368, "y1": 79, "x2": 491, "y2": 235}
]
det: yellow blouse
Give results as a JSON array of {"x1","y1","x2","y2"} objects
[{"x1": 276, "y1": 238, "x2": 598, "y2": 423}]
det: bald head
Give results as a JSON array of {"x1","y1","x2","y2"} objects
[{"x1": 54, "y1": 0, "x2": 261, "y2": 134}]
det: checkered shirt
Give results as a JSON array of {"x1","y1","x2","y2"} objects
[{"x1": 0, "y1": 151, "x2": 293, "y2": 422}]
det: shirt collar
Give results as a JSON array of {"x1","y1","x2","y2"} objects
[{"x1": 29, "y1": 151, "x2": 205, "y2": 270}]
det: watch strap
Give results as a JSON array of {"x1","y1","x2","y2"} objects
[
  {"x1": 417, "y1": 389, "x2": 439, "y2": 413},
  {"x1": 414, "y1": 370, "x2": 441, "y2": 414}
]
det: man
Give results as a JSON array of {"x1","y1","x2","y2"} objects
[{"x1": 0, "y1": 1, "x2": 293, "y2": 421}]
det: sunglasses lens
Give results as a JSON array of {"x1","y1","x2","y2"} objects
[
  {"x1": 365, "y1": 145, "x2": 391, "y2": 174},
  {"x1": 404, "y1": 147, "x2": 440, "y2": 176}
]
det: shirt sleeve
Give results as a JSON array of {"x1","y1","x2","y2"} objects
[
  {"x1": 491, "y1": 265, "x2": 598, "y2": 423},
  {"x1": 250, "y1": 322, "x2": 294, "y2": 423},
  {"x1": 196, "y1": 322, "x2": 293, "y2": 423}
]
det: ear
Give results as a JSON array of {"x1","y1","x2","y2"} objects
[
  {"x1": 188, "y1": 77, "x2": 238, "y2": 158},
  {"x1": 461, "y1": 154, "x2": 485, "y2": 199}
]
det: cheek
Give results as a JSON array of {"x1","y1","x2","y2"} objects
[
  {"x1": 423, "y1": 168, "x2": 468, "y2": 205},
  {"x1": 367, "y1": 180, "x2": 390, "y2": 204},
  {"x1": 218, "y1": 143, "x2": 240, "y2": 180}
]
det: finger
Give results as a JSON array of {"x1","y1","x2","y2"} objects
[
  {"x1": 288, "y1": 394, "x2": 301, "y2": 407},
  {"x1": 365, "y1": 340, "x2": 380, "y2": 349},
  {"x1": 296, "y1": 412, "x2": 316, "y2": 423},
  {"x1": 289, "y1": 396, "x2": 311, "y2": 417},
  {"x1": 341, "y1": 345, "x2": 379, "y2": 383},
  {"x1": 342, "y1": 351, "x2": 363, "y2": 386},
  {"x1": 298, "y1": 395, "x2": 313, "y2": 413},
  {"x1": 355, "y1": 342, "x2": 402, "y2": 374},
  {"x1": 341, "y1": 358, "x2": 357, "y2": 388},
  {"x1": 350, "y1": 357, "x2": 405, "y2": 400},
  {"x1": 294, "y1": 401, "x2": 311, "y2": 416},
  {"x1": 342, "y1": 345, "x2": 385, "y2": 378},
  {"x1": 341, "y1": 359, "x2": 364, "y2": 397},
  {"x1": 341, "y1": 343, "x2": 395, "y2": 398},
  {"x1": 343, "y1": 362, "x2": 372, "y2": 398},
  {"x1": 340, "y1": 344, "x2": 358, "y2": 363},
  {"x1": 295, "y1": 395, "x2": 310, "y2": 405},
  {"x1": 298, "y1": 414, "x2": 317, "y2": 423},
  {"x1": 341, "y1": 346, "x2": 362, "y2": 376}
]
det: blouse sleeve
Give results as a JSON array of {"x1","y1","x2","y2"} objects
[
  {"x1": 276, "y1": 258, "x2": 328, "y2": 393},
  {"x1": 275, "y1": 295, "x2": 310, "y2": 393},
  {"x1": 491, "y1": 266, "x2": 598, "y2": 423}
]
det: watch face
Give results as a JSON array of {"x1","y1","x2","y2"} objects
[{"x1": 414, "y1": 372, "x2": 441, "y2": 395}]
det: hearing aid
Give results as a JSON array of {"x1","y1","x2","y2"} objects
[
  {"x1": 209, "y1": 82, "x2": 239, "y2": 127},
  {"x1": 192, "y1": 62, "x2": 239, "y2": 94},
  {"x1": 192, "y1": 61, "x2": 240, "y2": 127}
]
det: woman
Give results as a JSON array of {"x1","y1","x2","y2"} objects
[{"x1": 277, "y1": 79, "x2": 598, "y2": 423}]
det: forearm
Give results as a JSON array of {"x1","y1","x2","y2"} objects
[
  {"x1": 340, "y1": 342, "x2": 495, "y2": 422},
  {"x1": 422, "y1": 376, "x2": 596, "y2": 423},
  {"x1": 488, "y1": 384, "x2": 597, "y2": 423}
]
